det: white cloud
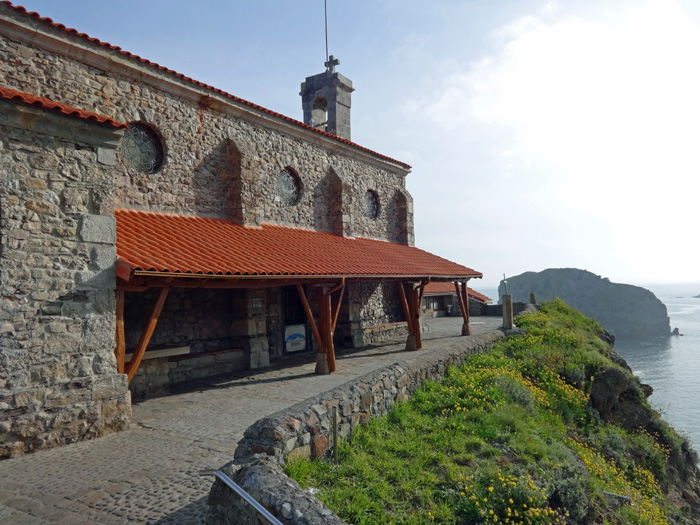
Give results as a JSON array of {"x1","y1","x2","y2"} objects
[{"x1": 405, "y1": 0, "x2": 700, "y2": 285}]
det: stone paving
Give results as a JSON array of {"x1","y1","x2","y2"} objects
[{"x1": 0, "y1": 316, "x2": 503, "y2": 524}]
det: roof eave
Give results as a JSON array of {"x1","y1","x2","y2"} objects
[{"x1": 127, "y1": 270, "x2": 482, "y2": 281}]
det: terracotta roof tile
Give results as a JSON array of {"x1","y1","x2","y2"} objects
[
  {"x1": 0, "y1": 85, "x2": 127, "y2": 129},
  {"x1": 115, "y1": 209, "x2": 481, "y2": 280},
  {"x1": 424, "y1": 282, "x2": 492, "y2": 303},
  {"x1": 2, "y1": 1, "x2": 410, "y2": 169}
]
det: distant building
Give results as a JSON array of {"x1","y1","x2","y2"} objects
[
  {"x1": 0, "y1": 3, "x2": 482, "y2": 456},
  {"x1": 423, "y1": 283, "x2": 492, "y2": 318}
]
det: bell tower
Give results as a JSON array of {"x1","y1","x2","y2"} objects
[{"x1": 300, "y1": 55, "x2": 355, "y2": 141}]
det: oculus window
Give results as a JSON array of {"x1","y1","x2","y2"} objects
[
  {"x1": 277, "y1": 168, "x2": 301, "y2": 205},
  {"x1": 121, "y1": 123, "x2": 164, "y2": 173}
]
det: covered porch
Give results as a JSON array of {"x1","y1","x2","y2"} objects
[{"x1": 113, "y1": 208, "x2": 482, "y2": 392}]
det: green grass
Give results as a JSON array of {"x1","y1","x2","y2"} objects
[{"x1": 285, "y1": 299, "x2": 697, "y2": 524}]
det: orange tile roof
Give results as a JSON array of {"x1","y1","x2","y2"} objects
[
  {"x1": 0, "y1": 85, "x2": 127, "y2": 129},
  {"x1": 2, "y1": 1, "x2": 410, "y2": 170},
  {"x1": 115, "y1": 208, "x2": 481, "y2": 280},
  {"x1": 424, "y1": 282, "x2": 492, "y2": 303}
]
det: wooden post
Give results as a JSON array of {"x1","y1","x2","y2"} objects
[
  {"x1": 414, "y1": 282, "x2": 426, "y2": 350},
  {"x1": 402, "y1": 282, "x2": 425, "y2": 351},
  {"x1": 398, "y1": 282, "x2": 414, "y2": 336},
  {"x1": 461, "y1": 282, "x2": 472, "y2": 336},
  {"x1": 404, "y1": 283, "x2": 418, "y2": 351},
  {"x1": 297, "y1": 284, "x2": 324, "y2": 367},
  {"x1": 502, "y1": 294, "x2": 514, "y2": 329},
  {"x1": 125, "y1": 286, "x2": 170, "y2": 382},
  {"x1": 115, "y1": 290, "x2": 126, "y2": 374},
  {"x1": 530, "y1": 292, "x2": 537, "y2": 305},
  {"x1": 454, "y1": 281, "x2": 472, "y2": 336},
  {"x1": 317, "y1": 286, "x2": 337, "y2": 374},
  {"x1": 297, "y1": 282, "x2": 343, "y2": 375}
]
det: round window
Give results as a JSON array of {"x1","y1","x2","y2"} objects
[
  {"x1": 364, "y1": 190, "x2": 380, "y2": 219},
  {"x1": 121, "y1": 123, "x2": 164, "y2": 173},
  {"x1": 277, "y1": 168, "x2": 301, "y2": 205}
]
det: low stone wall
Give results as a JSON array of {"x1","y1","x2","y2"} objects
[
  {"x1": 129, "y1": 349, "x2": 246, "y2": 402},
  {"x1": 208, "y1": 328, "x2": 520, "y2": 524}
]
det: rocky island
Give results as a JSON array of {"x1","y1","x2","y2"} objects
[{"x1": 499, "y1": 268, "x2": 671, "y2": 337}]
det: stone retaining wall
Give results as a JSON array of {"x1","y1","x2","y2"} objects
[{"x1": 208, "y1": 329, "x2": 519, "y2": 524}]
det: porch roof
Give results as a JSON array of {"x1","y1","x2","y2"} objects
[
  {"x1": 115, "y1": 208, "x2": 481, "y2": 283},
  {"x1": 423, "y1": 282, "x2": 493, "y2": 303}
]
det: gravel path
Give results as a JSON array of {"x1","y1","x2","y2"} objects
[{"x1": 0, "y1": 316, "x2": 503, "y2": 524}]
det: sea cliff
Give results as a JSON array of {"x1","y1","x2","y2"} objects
[{"x1": 499, "y1": 268, "x2": 671, "y2": 337}]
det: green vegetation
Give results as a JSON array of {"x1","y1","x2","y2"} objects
[{"x1": 285, "y1": 299, "x2": 699, "y2": 524}]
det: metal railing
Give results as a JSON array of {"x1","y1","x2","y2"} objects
[{"x1": 200, "y1": 469, "x2": 284, "y2": 525}]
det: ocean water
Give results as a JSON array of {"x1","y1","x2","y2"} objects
[
  {"x1": 614, "y1": 284, "x2": 700, "y2": 451},
  {"x1": 478, "y1": 283, "x2": 700, "y2": 451}
]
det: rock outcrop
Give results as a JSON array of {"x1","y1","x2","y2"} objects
[{"x1": 499, "y1": 269, "x2": 670, "y2": 337}]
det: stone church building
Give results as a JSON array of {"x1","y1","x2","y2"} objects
[{"x1": 0, "y1": 2, "x2": 482, "y2": 457}]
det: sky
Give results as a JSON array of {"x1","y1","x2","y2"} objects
[{"x1": 11, "y1": 0, "x2": 700, "y2": 290}]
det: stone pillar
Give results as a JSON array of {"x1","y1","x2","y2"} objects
[
  {"x1": 502, "y1": 295, "x2": 514, "y2": 329},
  {"x1": 530, "y1": 292, "x2": 537, "y2": 305},
  {"x1": 233, "y1": 289, "x2": 270, "y2": 369}
]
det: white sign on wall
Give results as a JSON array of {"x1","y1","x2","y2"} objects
[{"x1": 285, "y1": 324, "x2": 306, "y2": 353}]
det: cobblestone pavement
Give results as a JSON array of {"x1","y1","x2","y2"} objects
[{"x1": 0, "y1": 316, "x2": 503, "y2": 524}]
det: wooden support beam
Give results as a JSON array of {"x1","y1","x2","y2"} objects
[
  {"x1": 404, "y1": 282, "x2": 420, "y2": 351},
  {"x1": 296, "y1": 284, "x2": 324, "y2": 358},
  {"x1": 454, "y1": 281, "x2": 467, "y2": 321},
  {"x1": 124, "y1": 275, "x2": 344, "y2": 290},
  {"x1": 398, "y1": 282, "x2": 414, "y2": 336},
  {"x1": 116, "y1": 284, "x2": 150, "y2": 292},
  {"x1": 413, "y1": 282, "x2": 426, "y2": 350},
  {"x1": 330, "y1": 280, "x2": 345, "y2": 332},
  {"x1": 125, "y1": 286, "x2": 170, "y2": 382},
  {"x1": 460, "y1": 281, "x2": 472, "y2": 336},
  {"x1": 114, "y1": 290, "x2": 126, "y2": 374},
  {"x1": 318, "y1": 286, "x2": 336, "y2": 374}
]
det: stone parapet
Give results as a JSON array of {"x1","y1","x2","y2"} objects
[
  {"x1": 234, "y1": 330, "x2": 506, "y2": 461},
  {"x1": 209, "y1": 330, "x2": 514, "y2": 523},
  {"x1": 207, "y1": 454, "x2": 348, "y2": 525}
]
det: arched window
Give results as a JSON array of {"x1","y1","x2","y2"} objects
[{"x1": 364, "y1": 189, "x2": 380, "y2": 219}]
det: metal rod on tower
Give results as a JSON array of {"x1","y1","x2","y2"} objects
[{"x1": 325, "y1": 0, "x2": 329, "y2": 67}]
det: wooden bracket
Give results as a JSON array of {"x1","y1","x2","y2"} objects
[
  {"x1": 124, "y1": 287, "x2": 170, "y2": 382},
  {"x1": 297, "y1": 281, "x2": 345, "y2": 374}
]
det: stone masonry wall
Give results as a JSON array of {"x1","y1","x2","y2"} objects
[
  {"x1": 348, "y1": 281, "x2": 407, "y2": 347},
  {"x1": 209, "y1": 330, "x2": 512, "y2": 524},
  {"x1": 0, "y1": 108, "x2": 131, "y2": 457},
  {"x1": 123, "y1": 287, "x2": 257, "y2": 400},
  {"x1": 0, "y1": 20, "x2": 413, "y2": 244},
  {"x1": 124, "y1": 288, "x2": 241, "y2": 354},
  {"x1": 0, "y1": 5, "x2": 416, "y2": 454}
]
